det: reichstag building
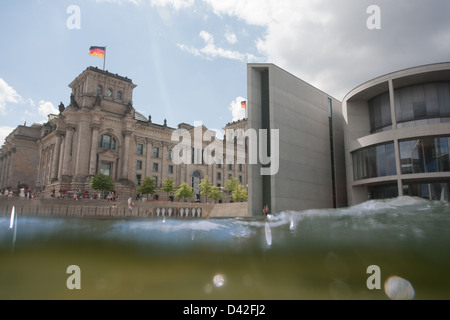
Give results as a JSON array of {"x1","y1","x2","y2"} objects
[{"x1": 0, "y1": 67, "x2": 247, "y2": 201}]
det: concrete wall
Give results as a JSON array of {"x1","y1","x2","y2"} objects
[
  {"x1": 0, "y1": 198, "x2": 248, "y2": 219},
  {"x1": 248, "y1": 64, "x2": 346, "y2": 214}
]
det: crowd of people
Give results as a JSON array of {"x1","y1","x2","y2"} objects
[{"x1": 1, "y1": 188, "x2": 36, "y2": 199}]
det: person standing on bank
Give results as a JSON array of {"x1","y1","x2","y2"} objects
[{"x1": 128, "y1": 196, "x2": 134, "y2": 214}]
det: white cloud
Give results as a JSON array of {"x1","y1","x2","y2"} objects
[
  {"x1": 96, "y1": 0, "x2": 195, "y2": 9},
  {"x1": 26, "y1": 98, "x2": 35, "y2": 108},
  {"x1": 0, "y1": 78, "x2": 23, "y2": 114},
  {"x1": 150, "y1": 0, "x2": 194, "y2": 10},
  {"x1": 95, "y1": 0, "x2": 145, "y2": 5},
  {"x1": 202, "y1": 0, "x2": 450, "y2": 99},
  {"x1": 178, "y1": 30, "x2": 261, "y2": 62},
  {"x1": 38, "y1": 100, "x2": 58, "y2": 118},
  {"x1": 228, "y1": 96, "x2": 246, "y2": 122},
  {"x1": 200, "y1": 30, "x2": 214, "y2": 44},
  {"x1": 225, "y1": 31, "x2": 237, "y2": 45},
  {"x1": 0, "y1": 126, "x2": 15, "y2": 147}
]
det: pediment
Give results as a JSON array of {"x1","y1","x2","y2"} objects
[{"x1": 98, "y1": 149, "x2": 119, "y2": 160}]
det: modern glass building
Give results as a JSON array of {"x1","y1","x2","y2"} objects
[{"x1": 343, "y1": 62, "x2": 450, "y2": 205}]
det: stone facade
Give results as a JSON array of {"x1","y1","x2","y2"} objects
[
  {"x1": 0, "y1": 67, "x2": 247, "y2": 202},
  {"x1": 0, "y1": 125, "x2": 42, "y2": 193}
]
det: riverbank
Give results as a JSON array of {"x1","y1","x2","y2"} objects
[{"x1": 0, "y1": 198, "x2": 249, "y2": 219}]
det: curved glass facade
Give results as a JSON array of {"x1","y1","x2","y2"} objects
[
  {"x1": 369, "y1": 92, "x2": 391, "y2": 132},
  {"x1": 352, "y1": 142, "x2": 396, "y2": 181},
  {"x1": 369, "y1": 82, "x2": 450, "y2": 133},
  {"x1": 399, "y1": 135, "x2": 450, "y2": 174},
  {"x1": 395, "y1": 82, "x2": 450, "y2": 124}
]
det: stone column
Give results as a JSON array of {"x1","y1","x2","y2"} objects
[
  {"x1": 145, "y1": 138, "x2": 154, "y2": 178},
  {"x1": 44, "y1": 147, "x2": 51, "y2": 186},
  {"x1": 161, "y1": 142, "x2": 167, "y2": 186},
  {"x1": 0, "y1": 157, "x2": 3, "y2": 188},
  {"x1": 57, "y1": 135, "x2": 65, "y2": 180},
  {"x1": 50, "y1": 133, "x2": 62, "y2": 182},
  {"x1": 1, "y1": 151, "x2": 10, "y2": 188},
  {"x1": 7, "y1": 149, "x2": 15, "y2": 188},
  {"x1": 62, "y1": 125, "x2": 75, "y2": 177},
  {"x1": 74, "y1": 119, "x2": 91, "y2": 179},
  {"x1": 122, "y1": 130, "x2": 132, "y2": 180},
  {"x1": 89, "y1": 124, "x2": 100, "y2": 176},
  {"x1": 0, "y1": 155, "x2": 5, "y2": 188}
]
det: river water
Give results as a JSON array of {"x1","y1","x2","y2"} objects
[{"x1": 0, "y1": 196, "x2": 449, "y2": 300}]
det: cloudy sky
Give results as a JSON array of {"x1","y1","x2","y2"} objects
[{"x1": 1, "y1": 0, "x2": 449, "y2": 144}]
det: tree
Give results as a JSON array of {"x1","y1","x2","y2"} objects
[
  {"x1": 174, "y1": 182, "x2": 194, "y2": 202},
  {"x1": 91, "y1": 172, "x2": 115, "y2": 199},
  {"x1": 199, "y1": 175, "x2": 213, "y2": 203},
  {"x1": 232, "y1": 184, "x2": 248, "y2": 202},
  {"x1": 137, "y1": 177, "x2": 156, "y2": 200},
  {"x1": 225, "y1": 177, "x2": 240, "y2": 194},
  {"x1": 209, "y1": 186, "x2": 223, "y2": 203},
  {"x1": 162, "y1": 177, "x2": 176, "y2": 201}
]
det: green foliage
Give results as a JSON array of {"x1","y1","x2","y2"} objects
[
  {"x1": 231, "y1": 184, "x2": 248, "y2": 202},
  {"x1": 137, "y1": 177, "x2": 156, "y2": 200},
  {"x1": 162, "y1": 177, "x2": 176, "y2": 197},
  {"x1": 209, "y1": 186, "x2": 223, "y2": 203},
  {"x1": 90, "y1": 172, "x2": 115, "y2": 196},
  {"x1": 225, "y1": 177, "x2": 240, "y2": 193},
  {"x1": 199, "y1": 176, "x2": 213, "y2": 202},
  {"x1": 225, "y1": 177, "x2": 247, "y2": 202},
  {"x1": 174, "y1": 182, "x2": 194, "y2": 201}
]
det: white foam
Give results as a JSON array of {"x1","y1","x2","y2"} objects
[{"x1": 128, "y1": 220, "x2": 224, "y2": 233}]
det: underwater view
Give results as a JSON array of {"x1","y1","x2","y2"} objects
[{"x1": 1, "y1": 196, "x2": 449, "y2": 300}]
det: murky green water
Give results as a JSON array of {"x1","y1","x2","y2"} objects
[{"x1": 1, "y1": 196, "x2": 449, "y2": 300}]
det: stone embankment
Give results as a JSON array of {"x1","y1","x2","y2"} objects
[{"x1": 0, "y1": 198, "x2": 248, "y2": 219}]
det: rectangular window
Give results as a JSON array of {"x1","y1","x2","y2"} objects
[
  {"x1": 103, "y1": 135, "x2": 111, "y2": 149},
  {"x1": 136, "y1": 174, "x2": 142, "y2": 186},
  {"x1": 168, "y1": 150, "x2": 173, "y2": 160},
  {"x1": 228, "y1": 163, "x2": 233, "y2": 170},
  {"x1": 352, "y1": 142, "x2": 396, "y2": 180},
  {"x1": 153, "y1": 176, "x2": 158, "y2": 186},
  {"x1": 217, "y1": 172, "x2": 221, "y2": 180},
  {"x1": 100, "y1": 162, "x2": 112, "y2": 176},
  {"x1": 168, "y1": 165, "x2": 173, "y2": 174},
  {"x1": 239, "y1": 175, "x2": 243, "y2": 183},
  {"x1": 137, "y1": 160, "x2": 142, "y2": 170},
  {"x1": 137, "y1": 144, "x2": 144, "y2": 155},
  {"x1": 153, "y1": 163, "x2": 159, "y2": 172},
  {"x1": 238, "y1": 164, "x2": 243, "y2": 172},
  {"x1": 153, "y1": 147, "x2": 159, "y2": 158}
]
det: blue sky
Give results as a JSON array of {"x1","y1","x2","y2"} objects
[{"x1": 1, "y1": 0, "x2": 450, "y2": 144}]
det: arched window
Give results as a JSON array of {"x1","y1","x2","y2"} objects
[
  {"x1": 97, "y1": 85, "x2": 103, "y2": 95},
  {"x1": 98, "y1": 134, "x2": 117, "y2": 150}
]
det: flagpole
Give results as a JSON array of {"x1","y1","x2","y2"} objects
[{"x1": 103, "y1": 45, "x2": 106, "y2": 71}]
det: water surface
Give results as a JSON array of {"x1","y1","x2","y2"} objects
[{"x1": 1, "y1": 196, "x2": 449, "y2": 300}]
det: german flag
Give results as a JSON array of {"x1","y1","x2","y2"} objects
[
  {"x1": 89, "y1": 46, "x2": 105, "y2": 59},
  {"x1": 241, "y1": 100, "x2": 246, "y2": 109}
]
